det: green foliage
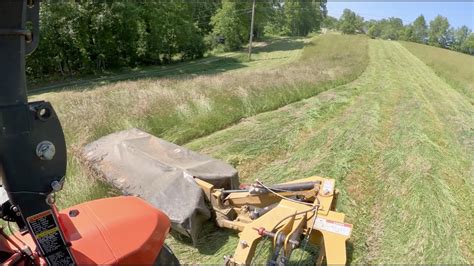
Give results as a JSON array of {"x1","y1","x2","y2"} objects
[
  {"x1": 367, "y1": 25, "x2": 379, "y2": 39},
  {"x1": 188, "y1": 0, "x2": 220, "y2": 35},
  {"x1": 265, "y1": 0, "x2": 325, "y2": 37},
  {"x1": 27, "y1": 1, "x2": 207, "y2": 80},
  {"x1": 460, "y1": 33, "x2": 474, "y2": 55},
  {"x1": 264, "y1": 2, "x2": 287, "y2": 36},
  {"x1": 338, "y1": 9, "x2": 364, "y2": 34},
  {"x1": 401, "y1": 25, "x2": 415, "y2": 41},
  {"x1": 27, "y1": 1, "x2": 330, "y2": 79},
  {"x1": 412, "y1": 15, "x2": 428, "y2": 43},
  {"x1": 210, "y1": 0, "x2": 248, "y2": 51},
  {"x1": 363, "y1": 13, "x2": 472, "y2": 56},
  {"x1": 322, "y1": 15, "x2": 338, "y2": 30},
  {"x1": 283, "y1": 0, "x2": 323, "y2": 36},
  {"x1": 381, "y1": 17, "x2": 404, "y2": 40},
  {"x1": 428, "y1": 15, "x2": 451, "y2": 48},
  {"x1": 367, "y1": 17, "x2": 404, "y2": 40},
  {"x1": 452, "y1": 26, "x2": 472, "y2": 53},
  {"x1": 253, "y1": 1, "x2": 276, "y2": 39}
]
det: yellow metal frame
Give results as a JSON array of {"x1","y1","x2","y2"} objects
[{"x1": 196, "y1": 176, "x2": 352, "y2": 265}]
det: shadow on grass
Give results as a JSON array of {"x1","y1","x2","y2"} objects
[
  {"x1": 253, "y1": 38, "x2": 306, "y2": 54},
  {"x1": 346, "y1": 240, "x2": 354, "y2": 264},
  {"x1": 170, "y1": 221, "x2": 234, "y2": 256}
]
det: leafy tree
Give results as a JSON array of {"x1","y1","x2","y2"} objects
[
  {"x1": 254, "y1": 1, "x2": 277, "y2": 39},
  {"x1": 367, "y1": 24, "x2": 381, "y2": 39},
  {"x1": 452, "y1": 25, "x2": 472, "y2": 52},
  {"x1": 379, "y1": 17, "x2": 404, "y2": 40},
  {"x1": 28, "y1": 3, "x2": 91, "y2": 75},
  {"x1": 210, "y1": 0, "x2": 248, "y2": 51},
  {"x1": 188, "y1": 0, "x2": 220, "y2": 35},
  {"x1": 429, "y1": 15, "x2": 450, "y2": 48},
  {"x1": 265, "y1": 0, "x2": 325, "y2": 37},
  {"x1": 284, "y1": 0, "x2": 324, "y2": 36},
  {"x1": 361, "y1": 13, "x2": 473, "y2": 55},
  {"x1": 264, "y1": 1, "x2": 286, "y2": 35},
  {"x1": 27, "y1": 1, "x2": 208, "y2": 79},
  {"x1": 460, "y1": 33, "x2": 474, "y2": 55},
  {"x1": 109, "y1": 3, "x2": 142, "y2": 66},
  {"x1": 364, "y1": 19, "x2": 378, "y2": 34},
  {"x1": 322, "y1": 16, "x2": 338, "y2": 30},
  {"x1": 412, "y1": 15, "x2": 428, "y2": 43},
  {"x1": 401, "y1": 25, "x2": 415, "y2": 41},
  {"x1": 338, "y1": 9, "x2": 364, "y2": 34}
]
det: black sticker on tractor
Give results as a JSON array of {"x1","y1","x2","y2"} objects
[{"x1": 26, "y1": 210, "x2": 75, "y2": 265}]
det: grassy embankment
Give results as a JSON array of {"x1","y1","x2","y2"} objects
[
  {"x1": 31, "y1": 34, "x2": 369, "y2": 212},
  {"x1": 173, "y1": 40, "x2": 473, "y2": 264},
  {"x1": 400, "y1": 41, "x2": 474, "y2": 103}
]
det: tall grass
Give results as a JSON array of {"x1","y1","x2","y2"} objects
[{"x1": 400, "y1": 41, "x2": 474, "y2": 103}]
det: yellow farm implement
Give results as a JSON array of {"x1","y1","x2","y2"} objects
[{"x1": 196, "y1": 176, "x2": 352, "y2": 265}]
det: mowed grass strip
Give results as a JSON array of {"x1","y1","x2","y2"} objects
[
  {"x1": 400, "y1": 41, "x2": 474, "y2": 104},
  {"x1": 179, "y1": 40, "x2": 473, "y2": 263},
  {"x1": 32, "y1": 35, "x2": 369, "y2": 210}
]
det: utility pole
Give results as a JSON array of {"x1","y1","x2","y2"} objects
[{"x1": 248, "y1": 0, "x2": 256, "y2": 61}]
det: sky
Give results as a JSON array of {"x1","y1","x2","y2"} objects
[{"x1": 327, "y1": 1, "x2": 474, "y2": 29}]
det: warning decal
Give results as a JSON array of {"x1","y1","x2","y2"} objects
[
  {"x1": 27, "y1": 210, "x2": 75, "y2": 265},
  {"x1": 313, "y1": 217, "x2": 352, "y2": 237}
]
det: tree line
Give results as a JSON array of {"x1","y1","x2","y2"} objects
[
  {"x1": 27, "y1": 0, "x2": 327, "y2": 80},
  {"x1": 322, "y1": 9, "x2": 474, "y2": 55}
]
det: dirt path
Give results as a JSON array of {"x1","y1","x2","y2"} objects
[{"x1": 175, "y1": 39, "x2": 473, "y2": 263}]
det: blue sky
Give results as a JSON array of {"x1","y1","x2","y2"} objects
[{"x1": 327, "y1": 1, "x2": 474, "y2": 29}]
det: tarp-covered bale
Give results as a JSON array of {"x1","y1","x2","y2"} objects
[{"x1": 82, "y1": 128, "x2": 239, "y2": 242}]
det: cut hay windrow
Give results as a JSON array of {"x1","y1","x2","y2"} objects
[{"x1": 181, "y1": 40, "x2": 473, "y2": 263}]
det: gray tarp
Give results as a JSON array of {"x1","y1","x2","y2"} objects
[{"x1": 82, "y1": 128, "x2": 238, "y2": 243}]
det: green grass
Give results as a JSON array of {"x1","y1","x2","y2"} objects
[
  {"x1": 30, "y1": 37, "x2": 308, "y2": 94},
  {"x1": 28, "y1": 34, "x2": 378, "y2": 263},
  {"x1": 400, "y1": 41, "x2": 474, "y2": 104},
  {"x1": 165, "y1": 40, "x2": 473, "y2": 264},
  {"x1": 27, "y1": 34, "x2": 474, "y2": 263},
  {"x1": 30, "y1": 34, "x2": 369, "y2": 211},
  {"x1": 29, "y1": 35, "x2": 473, "y2": 264}
]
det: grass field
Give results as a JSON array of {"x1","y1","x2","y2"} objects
[
  {"x1": 400, "y1": 41, "x2": 474, "y2": 103},
  {"x1": 31, "y1": 35, "x2": 473, "y2": 263},
  {"x1": 29, "y1": 37, "x2": 308, "y2": 93},
  {"x1": 170, "y1": 40, "x2": 473, "y2": 263},
  {"x1": 31, "y1": 34, "x2": 369, "y2": 209}
]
